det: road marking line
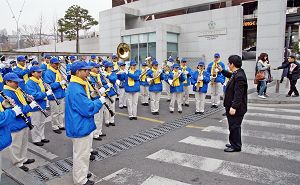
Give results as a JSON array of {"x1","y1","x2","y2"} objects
[
  {"x1": 141, "y1": 175, "x2": 191, "y2": 185},
  {"x1": 179, "y1": 136, "x2": 300, "y2": 162},
  {"x1": 248, "y1": 106, "x2": 300, "y2": 114},
  {"x1": 146, "y1": 149, "x2": 300, "y2": 185},
  {"x1": 246, "y1": 113, "x2": 300, "y2": 121},
  {"x1": 242, "y1": 119, "x2": 300, "y2": 131},
  {"x1": 185, "y1": 124, "x2": 207, "y2": 129},
  {"x1": 202, "y1": 126, "x2": 300, "y2": 144},
  {"x1": 116, "y1": 112, "x2": 164, "y2": 124},
  {"x1": 28, "y1": 142, "x2": 58, "y2": 160}
]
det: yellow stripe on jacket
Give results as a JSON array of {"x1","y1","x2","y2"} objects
[
  {"x1": 48, "y1": 66, "x2": 66, "y2": 89},
  {"x1": 172, "y1": 71, "x2": 180, "y2": 87},
  {"x1": 128, "y1": 69, "x2": 135, "y2": 87},
  {"x1": 17, "y1": 64, "x2": 28, "y2": 82},
  {"x1": 70, "y1": 76, "x2": 91, "y2": 99}
]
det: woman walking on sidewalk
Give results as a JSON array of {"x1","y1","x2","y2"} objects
[
  {"x1": 275, "y1": 55, "x2": 300, "y2": 97},
  {"x1": 256, "y1": 53, "x2": 271, "y2": 99}
]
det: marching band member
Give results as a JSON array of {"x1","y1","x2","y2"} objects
[
  {"x1": 0, "y1": 79, "x2": 22, "y2": 181},
  {"x1": 206, "y1": 53, "x2": 225, "y2": 108},
  {"x1": 13, "y1": 56, "x2": 29, "y2": 90},
  {"x1": 44, "y1": 57, "x2": 67, "y2": 134},
  {"x1": 3, "y1": 73, "x2": 38, "y2": 172},
  {"x1": 168, "y1": 63, "x2": 186, "y2": 113},
  {"x1": 124, "y1": 60, "x2": 141, "y2": 120},
  {"x1": 112, "y1": 54, "x2": 119, "y2": 72},
  {"x1": 140, "y1": 62, "x2": 150, "y2": 106},
  {"x1": 88, "y1": 62, "x2": 107, "y2": 140},
  {"x1": 191, "y1": 61, "x2": 210, "y2": 114},
  {"x1": 89, "y1": 55, "x2": 97, "y2": 64},
  {"x1": 116, "y1": 62, "x2": 127, "y2": 109},
  {"x1": 31, "y1": 60, "x2": 39, "y2": 67},
  {"x1": 147, "y1": 60, "x2": 165, "y2": 115},
  {"x1": 25, "y1": 66, "x2": 52, "y2": 146},
  {"x1": 41, "y1": 54, "x2": 51, "y2": 78},
  {"x1": 180, "y1": 58, "x2": 193, "y2": 107},
  {"x1": 66, "y1": 55, "x2": 76, "y2": 82},
  {"x1": 0, "y1": 71, "x2": 3, "y2": 90},
  {"x1": 164, "y1": 57, "x2": 174, "y2": 102},
  {"x1": 102, "y1": 62, "x2": 118, "y2": 127},
  {"x1": 65, "y1": 61, "x2": 105, "y2": 185}
]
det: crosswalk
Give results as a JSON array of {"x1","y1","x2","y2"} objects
[{"x1": 100, "y1": 105, "x2": 300, "y2": 185}]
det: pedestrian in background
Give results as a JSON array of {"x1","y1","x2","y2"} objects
[{"x1": 256, "y1": 53, "x2": 271, "y2": 99}]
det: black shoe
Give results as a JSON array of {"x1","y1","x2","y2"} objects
[
  {"x1": 90, "y1": 155, "x2": 95, "y2": 161},
  {"x1": 170, "y1": 111, "x2": 174, "y2": 113},
  {"x1": 23, "y1": 159, "x2": 35, "y2": 165},
  {"x1": 33, "y1": 142, "x2": 44, "y2": 146},
  {"x1": 222, "y1": 112, "x2": 226, "y2": 116},
  {"x1": 199, "y1": 112, "x2": 204, "y2": 115},
  {"x1": 93, "y1": 136, "x2": 102, "y2": 141},
  {"x1": 90, "y1": 151, "x2": 98, "y2": 155},
  {"x1": 19, "y1": 166, "x2": 29, "y2": 172},
  {"x1": 211, "y1": 105, "x2": 215, "y2": 108},
  {"x1": 119, "y1": 106, "x2": 123, "y2": 109},
  {"x1": 286, "y1": 94, "x2": 291, "y2": 97},
  {"x1": 195, "y1": 112, "x2": 199, "y2": 114},
  {"x1": 105, "y1": 123, "x2": 110, "y2": 127},
  {"x1": 99, "y1": 133, "x2": 106, "y2": 137},
  {"x1": 167, "y1": 99, "x2": 171, "y2": 102},
  {"x1": 59, "y1": 127, "x2": 65, "y2": 130},
  {"x1": 185, "y1": 104, "x2": 189, "y2": 107},
  {"x1": 152, "y1": 112, "x2": 156, "y2": 115},
  {"x1": 41, "y1": 139, "x2": 50, "y2": 143},
  {"x1": 292, "y1": 94, "x2": 299, "y2": 97},
  {"x1": 156, "y1": 112, "x2": 159, "y2": 115},
  {"x1": 87, "y1": 173, "x2": 92, "y2": 179},
  {"x1": 141, "y1": 103, "x2": 146, "y2": 106},
  {"x1": 133, "y1": 117, "x2": 137, "y2": 120},
  {"x1": 224, "y1": 147, "x2": 241, "y2": 152},
  {"x1": 144, "y1": 103, "x2": 149, "y2": 106},
  {"x1": 53, "y1": 129, "x2": 62, "y2": 134},
  {"x1": 84, "y1": 180, "x2": 95, "y2": 185},
  {"x1": 109, "y1": 122, "x2": 115, "y2": 126},
  {"x1": 225, "y1": 144, "x2": 231, "y2": 148},
  {"x1": 178, "y1": 111, "x2": 182, "y2": 113},
  {"x1": 123, "y1": 106, "x2": 127, "y2": 108},
  {"x1": 129, "y1": 117, "x2": 134, "y2": 120}
]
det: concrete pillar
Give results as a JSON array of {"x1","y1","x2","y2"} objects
[
  {"x1": 155, "y1": 26, "x2": 167, "y2": 65},
  {"x1": 256, "y1": 0, "x2": 287, "y2": 80}
]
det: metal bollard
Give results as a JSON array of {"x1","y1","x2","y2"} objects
[{"x1": 275, "y1": 80, "x2": 280, "y2": 93}]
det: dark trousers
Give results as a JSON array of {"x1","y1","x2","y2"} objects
[
  {"x1": 227, "y1": 115, "x2": 244, "y2": 150},
  {"x1": 288, "y1": 80, "x2": 299, "y2": 96}
]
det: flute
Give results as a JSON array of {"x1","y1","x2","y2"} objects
[{"x1": 0, "y1": 91, "x2": 34, "y2": 130}]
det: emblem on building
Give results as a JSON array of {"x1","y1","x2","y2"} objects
[{"x1": 208, "y1": 21, "x2": 216, "y2": 30}]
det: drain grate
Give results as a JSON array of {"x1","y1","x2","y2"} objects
[{"x1": 28, "y1": 106, "x2": 223, "y2": 182}]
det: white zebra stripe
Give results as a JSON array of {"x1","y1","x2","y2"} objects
[
  {"x1": 146, "y1": 149, "x2": 300, "y2": 185},
  {"x1": 246, "y1": 113, "x2": 300, "y2": 121},
  {"x1": 141, "y1": 175, "x2": 190, "y2": 185},
  {"x1": 179, "y1": 136, "x2": 300, "y2": 162},
  {"x1": 248, "y1": 106, "x2": 300, "y2": 114},
  {"x1": 202, "y1": 126, "x2": 300, "y2": 144}
]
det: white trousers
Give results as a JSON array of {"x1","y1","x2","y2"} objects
[
  {"x1": 50, "y1": 99, "x2": 65, "y2": 130},
  {"x1": 150, "y1": 92, "x2": 161, "y2": 112},
  {"x1": 127, "y1": 92, "x2": 139, "y2": 117},
  {"x1": 140, "y1": 85, "x2": 149, "y2": 104},
  {"x1": 93, "y1": 106, "x2": 104, "y2": 138},
  {"x1": 164, "y1": 81, "x2": 171, "y2": 100},
  {"x1": 30, "y1": 111, "x2": 46, "y2": 143},
  {"x1": 195, "y1": 93, "x2": 206, "y2": 113},
  {"x1": 72, "y1": 133, "x2": 93, "y2": 185},
  {"x1": 9, "y1": 128, "x2": 29, "y2": 167},
  {"x1": 169, "y1": 93, "x2": 183, "y2": 112},
  {"x1": 210, "y1": 83, "x2": 222, "y2": 106},
  {"x1": 104, "y1": 96, "x2": 116, "y2": 124},
  {"x1": 118, "y1": 88, "x2": 127, "y2": 108},
  {"x1": 182, "y1": 86, "x2": 190, "y2": 105}
]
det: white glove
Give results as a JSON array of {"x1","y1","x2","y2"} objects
[
  {"x1": 124, "y1": 70, "x2": 128, "y2": 74},
  {"x1": 99, "y1": 87, "x2": 106, "y2": 94},
  {"x1": 165, "y1": 71, "x2": 169, "y2": 75},
  {"x1": 2, "y1": 99, "x2": 12, "y2": 108},
  {"x1": 60, "y1": 80, "x2": 67, "y2": 86},
  {"x1": 199, "y1": 75, "x2": 204, "y2": 81},
  {"x1": 107, "y1": 83, "x2": 113, "y2": 88},
  {"x1": 178, "y1": 70, "x2": 182, "y2": 73},
  {"x1": 91, "y1": 91, "x2": 98, "y2": 98},
  {"x1": 102, "y1": 73, "x2": 108, "y2": 77},
  {"x1": 29, "y1": 101, "x2": 38, "y2": 109},
  {"x1": 146, "y1": 78, "x2": 153, "y2": 83},
  {"x1": 12, "y1": 106, "x2": 22, "y2": 116},
  {"x1": 168, "y1": 79, "x2": 173, "y2": 85},
  {"x1": 46, "y1": 89, "x2": 52, "y2": 96},
  {"x1": 158, "y1": 69, "x2": 162, "y2": 73},
  {"x1": 99, "y1": 96, "x2": 106, "y2": 104},
  {"x1": 0, "y1": 63, "x2": 5, "y2": 69},
  {"x1": 116, "y1": 79, "x2": 121, "y2": 86},
  {"x1": 184, "y1": 70, "x2": 189, "y2": 75}
]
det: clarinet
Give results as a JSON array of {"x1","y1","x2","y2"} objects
[
  {"x1": 0, "y1": 91, "x2": 34, "y2": 130},
  {"x1": 90, "y1": 75, "x2": 114, "y2": 104},
  {"x1": 18, "y1": 88, "x2": 50, "y2": 117},
  {"x1": 87, "y1": 80, "x2": 115, "y2": 117},
  {"x1": 99, "y1": 72, "x2": 120, "y2": 96},
  {"x1": 41, "y1": 77, "x2": 60, "y2": 105}
]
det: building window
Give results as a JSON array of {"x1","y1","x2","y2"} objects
[{"x1": 167, "y1": 33, "x2": 178, "y2": 59}]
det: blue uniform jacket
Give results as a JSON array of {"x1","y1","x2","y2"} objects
[
  {"x1": 65, "y1": 82, "x2": 103, "y2": 138},
  {"x1": 13, "y1": 66, "x2": 29, "y2": 90},
  {"x1": 43, "y1": 69, "x2": 65, "y2": 100},
  {"x1": 25, "y1": 79, "x2": 47, "y2": 111},
  {"x1": 40, "y1": 63, "x2": 48, "y2": 79},
  {"x1": 101, "y1": 73, "x2": 118, "y2": 97},
  {"x1": 191, "y1": 70, "x2": 210, "y2": 93},
  {"x1": 3, "y1": 89, "x2": 32, "y2": 132},
  {"x1": 147, "y1": 70, "x2": 165, "y2": 92},
  {"x1": 124, "y1": 70, "x2": 141, "y2": 93},
  {"x1": 180, "y1": 66, "x2": 193, "y2": 86},
  {"x1": 117, "y1": 73, "x2": 126, "y2": 89},
  {"x1": 66, "y1": 63, "x2": 72, "y2": 82},
  {"x1": 2, "y1": 67, "x2": 13, "y2": 76},
  {"x1": 0, "y1": 97, "x2": 15, "y2": 151},
  {"x1": 168, "y1": 72, "x2": 186, "y2": 93},
  {"x1": 206, "y1": 61, "x2": 226, "y2": 84}
]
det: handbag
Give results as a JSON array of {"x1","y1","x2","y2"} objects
[{"x1": 255, "y1": 71, "x2": 265, "y2": 81}]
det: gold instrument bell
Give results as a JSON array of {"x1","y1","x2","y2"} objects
[{"x1": 117, "y1": 43, "x2": 130, "y2": 61}]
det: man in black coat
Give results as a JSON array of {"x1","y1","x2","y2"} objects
[
  {"x1": 218, "y1": 55, "x2": 248, "y2": 152},
  {"x1": 275, "y1": 55, "x2": 300, "y2": 97}
]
